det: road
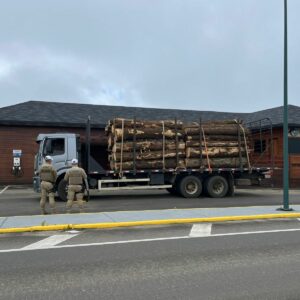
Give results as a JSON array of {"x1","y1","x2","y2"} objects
[
  {"x1": 0, "y1": 186, "x2": 300, "y2": 217},
  {"x1": 1, "y1": 220, "x2": 300, "y2": 299}
]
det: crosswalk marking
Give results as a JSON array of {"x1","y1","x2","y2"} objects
[
  {"x1": 0, "y1": 186, "x2": 9, "y2": 195},
  {"x1": 22, "y1": 234, "x2": 79, "y2": 250},
  {"x1": 189, "y1": 223, "x2": 212, "y2": 237}
]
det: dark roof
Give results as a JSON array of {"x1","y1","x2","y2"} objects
[
  {"x1": 0, "y1": 100, "x2": 299, "y2": 128},
  {"x1": 0, "y1": 101, "x2": 248, "y2": 128}
]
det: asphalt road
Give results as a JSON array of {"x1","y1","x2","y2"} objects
[
  {"x1": 0, "y1": 186, "x2": 300, "y2": 217},
  {"x1": 1, "y1": 220, "x2": 300, "y2": 299}
]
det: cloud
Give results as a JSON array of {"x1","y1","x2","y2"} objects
[{"x1": 0, "y1": 0, "x2": 299, "y2": 111}]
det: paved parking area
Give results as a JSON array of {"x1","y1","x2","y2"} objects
[{"x1": 0, "y1": 186, "x2": 300, "y2": 217}]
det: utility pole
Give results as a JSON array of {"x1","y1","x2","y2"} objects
[{"x1": 280, "y1": 0, "x2": 292, "y2": 211}]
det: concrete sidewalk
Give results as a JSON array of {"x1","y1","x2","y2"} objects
[{"x1": 1, "y1": 205, "x2": 300, "y2": 233}]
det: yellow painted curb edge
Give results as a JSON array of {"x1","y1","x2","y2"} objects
[{"x1": 1, "y1": 212, "x2": 300, "y2": 234}]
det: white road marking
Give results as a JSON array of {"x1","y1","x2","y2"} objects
[
  {"x1": 0, "y1": 186, "x2": 9, "y2": 195},
  {"x1": 189, "y1": 223, "x2": 212, "y2": 237},
  {"x1": 1, "y1": 227, "x2": 300, "y2": 253},
  {"x1": 21, "y1": 234, "x2": 79, "y2": 250}
]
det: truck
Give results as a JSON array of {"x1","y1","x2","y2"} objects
[{"x1": 33, "y1": 117, "x2": 273, "y2": 201}]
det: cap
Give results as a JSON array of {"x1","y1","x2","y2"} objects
[
  {"x1": 71, "y1": 158, "x2": 78, "y2": 165},
  {"x1": 45, "y1": 156, "x2": 53, "y2": 161}
]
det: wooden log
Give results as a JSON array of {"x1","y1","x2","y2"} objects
[
  {"x1": 186, "y1": 135, "x2": 241, "y2": 141},
  {"x1": 185, "y1": 120, "x2": 243, "y2": 127},
  {"x1": 112, "y1": 140, "x2": 185, "y2": 152},
  {"x1": 111, "y1": 159, "x2": 186, "y2": 170},
  {"x1": 113, "y1": 128, "x2": 184, "y2": 140},
  {"x1": 185, "y1": 125, "x2": 249, "y2": 136},
  {"x1": 111, "y1": 150, "x2": 186, "y2": 162},
  {"x1": 185, "y1": 157, "x2": 248, "y2": 168},
  {"x1": 186, "y1": 141, "x2": 244, "y2": 147},
  {"x1": 186, "y1": 147, "x2": 245, "y2": 158},
  {"x1": 111, "y1": 118, "x2": 184, "y2": 130}
]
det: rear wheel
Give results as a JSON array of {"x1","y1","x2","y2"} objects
[
  {"x1": 206, "y1": 176, "x2": 228, "y2": 198},
  {"x1": 57, "y1": 179, "x2": 68, "y2": 201},
  {"x1": 178, "y1": 176, "x2": 202, "y2": 198}
]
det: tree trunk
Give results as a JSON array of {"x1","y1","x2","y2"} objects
[
  {"x1": 185, "y1": 125, "x2": 248, "y2": 136},
  {"x1": 112, "y1": 140, "x2": 185, "y2": 152},
  {"x1": 185, "y1": 157, "x2": 248, "y2": 168},
  {"x1": 186, "y1": 141, "x2": 246, "y2": 147},
  {"x1": 110, "y1": 118, "x2": 184, "y2": 129},
  {"x1": 111, "y1": 150, "x2": 186, "y2": 162},
  {"x1": 113, "y1": 128, "x2": 184, "y2": 140},
  {"x1": 186, "y1": 135, "x2": 242, "y2": 141},
  {"x1": 186, "y1": 147, "x2": 245, "y2": 158},
  {"x1": 111, "y1": 159, "x2": 185, "y2": 170}
]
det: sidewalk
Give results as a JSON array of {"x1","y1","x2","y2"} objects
[{"x1": 1, "y1": 205, "x2": 300, "y2": 233}]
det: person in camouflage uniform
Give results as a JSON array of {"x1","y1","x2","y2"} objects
[
  {"x1": 64, "y1": 158, "x2": 88, "y2": 213},
  {"x1": 39, "y1": 156, "x2": 57, "y2": 214}
]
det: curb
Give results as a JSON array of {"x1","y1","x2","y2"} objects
[{"x1": 1, "y1": 212, "x2": 300, "y2": 234}]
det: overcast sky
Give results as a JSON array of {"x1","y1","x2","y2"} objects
[{"x1": 0, "y1": 0, "x2": 299, "y2": 112}]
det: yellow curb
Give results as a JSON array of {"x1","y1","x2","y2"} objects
[{"x1": 1, "y1": 212, "x2": 300, "y2": 234}]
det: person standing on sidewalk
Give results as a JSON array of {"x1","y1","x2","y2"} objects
[
  {"x1": 39, "y1": 156, "x2": 57, "y2": 214},
  {"x1": 64, "y1": 158, "x2": 88, "y2": 213}
]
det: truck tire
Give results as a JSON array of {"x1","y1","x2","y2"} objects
[
  {"x1": 57, "y1": 179, "x2": 68, "y2": 202},
  {"x1": 206, "y1": 175, "x2": 228, "y2": 198},
  {"x1": 178, "y1": 176, "x2": 202, "y2": 198}
]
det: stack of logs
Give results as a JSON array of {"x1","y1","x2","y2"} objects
[
  {"x1": 184, "y1": 120, "x2": 249, "y2": 168},
  {"x1": 106, "y1": 118, "x2": 250, "y2": 171}
]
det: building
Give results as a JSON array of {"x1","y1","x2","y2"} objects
[{"x1": 0, "y1": 100, "x2": 299, "y2": 187}]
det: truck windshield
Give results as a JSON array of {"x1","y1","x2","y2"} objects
[{"x1": 43, "y1": 138, "x2": 65, "y2": 156}]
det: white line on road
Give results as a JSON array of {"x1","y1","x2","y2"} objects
[
  {"x1": 1, "y1": 227, "x2": 300, "y2": 253},
  {"x1": 189, "y1": 223, "x2": 212, "y2": 237},
  {"x1": 0, "y1": 186, "x2": 9, "y2": 195},
  {"x1": 22, "y1": 234, "x2": 79, "y2": 250}
]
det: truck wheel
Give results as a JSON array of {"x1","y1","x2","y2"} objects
[
  {"x1": 57, "y1": 179, "x2": 68, "y2": 202},
  {"x1": 178, "y1": 176, "x2": 202, "y2": 198},
  {"x1": 206, "y1": 176, "x2": 228, "y2": 198}
]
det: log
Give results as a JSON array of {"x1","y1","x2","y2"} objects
[
  {"x1": 111, "y1": 118, "x2": 184, "y2": 130},
  {"x1": 185, "y1": 157, "x2": 248, "y2": 168},
  {"x1": 186, "y1": 135, "x2": 241, "y2": 141},
  {"x1": 186, "y1": 147, "x2": 245, "y2": 158},
  {"x1": 111, "y1": 150, "x2": 186, "y2": 162},
  {"x1": 186, "y1": 141, "x2": 244, "y2": 147},
  {"x1": 185, "y1": 125, "x2": 248, "y2": 136},
  {"x1": 111, "y1": 159, "x2": 186, "y2": 170},
  {"x1": 113, "y1": 128, "x2": 184, "y2": 140},
  {"x1": 112, "y1": 140, "x2": 185, "y2": 152}
]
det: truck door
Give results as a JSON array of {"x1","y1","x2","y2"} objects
[{"x1": 43, "y1": 137, "x2": 68, "y2": 171}]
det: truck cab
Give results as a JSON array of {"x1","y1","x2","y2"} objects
[{"x1": 33, "y1": 133, "x2": 78, "y2": 194}]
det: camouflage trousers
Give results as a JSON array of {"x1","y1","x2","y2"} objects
[
  {"x1": 66, "y1": 185, "x2": 84, "y2": 212},
  {"x1": 40, "y1": 181, "x2": 56, "y2": 213}
]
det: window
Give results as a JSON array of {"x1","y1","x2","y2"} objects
[
  {"x1": 289, "y1": 138, "x2": 300, "y2": 154},
  {"x1": 254, "y1": 140, "x2": 266, "y2": 153},
  {"x1": 43, "y1": 138, "x2": 65, "y2": 156}
]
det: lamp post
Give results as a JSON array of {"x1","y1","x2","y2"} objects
[{"x1": 280, "y1": 0, "x2": 292, "y2": 211}]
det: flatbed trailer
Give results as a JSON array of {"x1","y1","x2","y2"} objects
[{"x1": 33, "y1": 118, "x2": 272, "y2": 201}]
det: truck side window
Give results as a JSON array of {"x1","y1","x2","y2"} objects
[{"x1": 43, "y1": 138, "x2": 65, "y2": 156}]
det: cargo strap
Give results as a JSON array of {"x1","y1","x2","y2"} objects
[
  {"x1": 119, "y1": 118, "x2": 125, "y2": 177},
  {"x1": 202, "y1": 127, "x2": 212, "y2": 172}
]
